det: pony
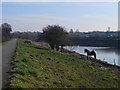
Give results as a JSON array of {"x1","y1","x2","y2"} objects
[
  {"x1": 24, "y1": 40, "x2": 32, "y2": 44},
  {"x1": 84, "y1": 49, "x2": 96, "y2": 60}
]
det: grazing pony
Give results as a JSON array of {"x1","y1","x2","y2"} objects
[
  {"x1": 24, "y1": 40, "x2": 32, "y2": 44},
  {"x1": 84, "y1": 49, "x2": 96, "y2": 60}
]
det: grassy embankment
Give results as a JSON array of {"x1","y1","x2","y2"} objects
[{"x1": 8, "y1": 39, "x2": 120, "y2": 88}]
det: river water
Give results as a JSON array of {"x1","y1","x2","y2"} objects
[{"x1": 64, "y1": 46, "x2": 119, "y2": 66}]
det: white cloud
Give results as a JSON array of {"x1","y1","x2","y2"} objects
[
  {"x1": 2, "y1": 13, "x2": 117, "y2": 32},
  {"x1": 2, "y1": 15, "x2": 71, "y2": 31},
  {"x1": 3, "y1": 14, "x2": 70, "y2": 23},
  {"x1": 3, "y1": 16, "x2": 36, "y2": 23},
  {"x1": 23, "y1": 14, "x2": 69, "y2": 21}
]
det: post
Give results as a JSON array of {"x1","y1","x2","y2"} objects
[
  {"x1": 103, "y1": 58, "x2": 105, "y2": 61},
  {"x1": 114, "y1": 59, "x2": 116, "y2": 65}
]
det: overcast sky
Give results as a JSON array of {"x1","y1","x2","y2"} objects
[{"x1": 2, "y1": 2, "x2": 118, "y2": 32}]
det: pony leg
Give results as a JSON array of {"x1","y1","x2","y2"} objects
[
  {"x1": 87, "y1": 56, "x2": 88, "y2": 60},
  {"x1": 94, "y1": 55, "x2": 96, "y2": 60}
]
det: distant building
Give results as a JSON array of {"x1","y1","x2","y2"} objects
[{"x1": 107, "y1": 27, "x2": 110, "y2": 32}]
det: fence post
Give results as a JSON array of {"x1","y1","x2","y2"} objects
[
  {"x1": 114, "y1": 59, "x2": 116, "y2": 65},
  {"x1": 103, "y1": 58, "x2": 105, "y2": 61}
]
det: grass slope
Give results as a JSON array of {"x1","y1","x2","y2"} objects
[{"x1": 8, "y1": 39, "x2": 120, "y2": 88}]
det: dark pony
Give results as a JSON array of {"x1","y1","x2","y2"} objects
[
  {"x1": 24, "y1": 40, "x2": 32, "y2": 44},
  {"x1": 84, "y1": 49, "x2": 96, "y2": 59}
]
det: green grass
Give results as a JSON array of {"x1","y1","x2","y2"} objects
[{"x1": 8, "y1": 39, "x2": 120, "y2": 88}]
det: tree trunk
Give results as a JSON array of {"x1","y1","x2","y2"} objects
[
  {"x1": 50, "y1": 44, "x2": 54, "y2": 49},
  {"x1": 60, "y1": 45, "x2": 64, "y2": 52},
  {"x1": 56, "y1": 45, "x2": 59, "y2": 51}
]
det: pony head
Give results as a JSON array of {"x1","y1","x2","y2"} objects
[{"x1": 84, "y1": 49, "x2": 88, "y2": 53}]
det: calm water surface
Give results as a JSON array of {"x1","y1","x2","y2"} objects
[{"x1": 64, "y1": 46, "x2": 119, "y2": 66}]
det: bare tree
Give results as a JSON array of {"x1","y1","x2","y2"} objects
[
  {"x1": 42, "y1": 25, "x2": 68, "y2": 51},
  {"x1": 1, "y1": 23, "x2": 12, "y2": 42}
]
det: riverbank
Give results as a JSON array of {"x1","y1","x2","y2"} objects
[
  {"x1": 8, "y1": 39, "x2": 120, "y2": 88},
  {"x1": 62, "y1": 49, "x2": 120, "y2": 74},
  {"x1": 64, "y1": 46, "x2": 119, "y2": 67}
]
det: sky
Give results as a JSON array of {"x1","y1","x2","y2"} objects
[
  {"x1": 1, "y1": 0, "x2": 120, "y2": 2},
  {"x1": 1, "y1": 2, "x2": 118, "y2": 32}
]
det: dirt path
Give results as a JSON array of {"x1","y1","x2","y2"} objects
[{"x1": 2, "y1": 39, "x2": 17, "y2": 89}]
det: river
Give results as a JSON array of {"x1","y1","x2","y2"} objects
[{"x1": 64, "y1": 46, "x2": 119, "y2": 66}]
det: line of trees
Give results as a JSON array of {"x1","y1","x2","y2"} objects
[
  {"x1": 2, "y1": 22, "x2": 119, "y2": 48},
  {"x1": 11, "y1": 31, "x2": 41, "y2": 40}
]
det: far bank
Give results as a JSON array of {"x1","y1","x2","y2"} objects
[{"x1": 70, "y1": 37, "x2": 119, "y2": 48}]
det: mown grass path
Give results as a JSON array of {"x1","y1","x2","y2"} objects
[
  {"x1": 2, "y1": 39, "x2": 17, "y2": 89},
  {"x1": 9, "y1": 39, "x2": 120, "y2": 88}
]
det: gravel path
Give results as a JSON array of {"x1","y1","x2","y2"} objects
[{"x1": 1, "y1": 39, "x2": 17, "y2": 89}]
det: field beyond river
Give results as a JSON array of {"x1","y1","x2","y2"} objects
[{"x1": 8, "y1": 39, "x2": 120, "y2": 88}]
